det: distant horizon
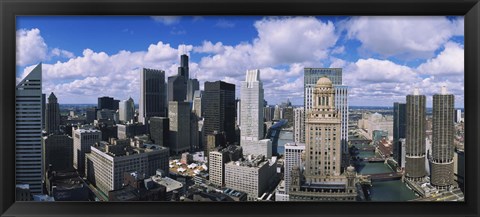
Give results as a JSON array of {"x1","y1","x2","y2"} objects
[{"x1": 58, "y1": 103, "x2": 465, "y2": 110}]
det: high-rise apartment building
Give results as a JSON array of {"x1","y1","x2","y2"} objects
[
  {"x1": 140, "y1": 68, "x2": 166, "y2": 124},
  {"x1": 45, "y1": 92, "x2": 61, "y2": 135},
  {"x1": 73, "y1": 128, "x2": 101, "y2": 176},
  {"x1": 393, "y1": 102, "x2": 407, "y2": 168},
  {"x1": 405, "y1": 89, "x2": 427, "y2": 181},
  {"x1": 304, "y1": 68, "x2": 348, "y2": 169},
  {"x1": 293, "y1": 107, "x2": 305, "y2": 143},
  {"x1": 203, "y1": 81, "x2": 236, "y2": 145},
  {"x1": 283, "y1": 143, "x2": 305, "y2": 194},
  {"x1": 15, "y1": 63, "x2": 43, "y2": 194},
  {"x1": 119, "y1": 97, "x2": 135, "y2": 123},
  {"x1": 168, "y1": 101, "x2": 191, "y2": 154},
  {"x1": 431, "y1": 87, "x2": 455, "y2": 189}
]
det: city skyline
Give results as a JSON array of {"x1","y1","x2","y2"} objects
[{"x1": 16, "y1": 16, "x2": 465, "y2": 107}]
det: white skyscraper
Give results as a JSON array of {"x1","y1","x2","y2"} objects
[
  {"x1": 284, "y1": 143, "x2": 305, "y2": 194},
  {"x1": 119, "y1": 97, "x2": 135, "y2": 123},
  {"x1": 73, "y1": 128, "x2": 101, "y2": 176},
  {"x1": 293, "y1": 107, "x2": 305, "y2": 143},
  {"x1": 240, "y1": 69, "x2": 271, "y2": 157},
  {"x1": 16, "y1": 63, "x2": 43, "y2": 194}
]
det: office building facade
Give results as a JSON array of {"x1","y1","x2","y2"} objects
[
  {"x1": 240, "y1": 69, "x2": 266, "y2": 156},
  {"x1": 431, "y1": 87, "x2": 455, "y2": 189},
  {"x1": 293, "y1": 107, "x2": 305, "y2": 143},
  {"x1": 168, "y1": 101, "x2": 191, "y2": 154},
  {"x1": 85, "y1": 142, "x2": 169, "y2": 195},
  {"x1": 149, "y1": 117, "x2": 169, "y2": 147},
  {"x1": 405, "y1": 89, "x2": 427, "y2": 181},
  {"x1": 284, "y1": 143, "x2": 305, "y2": 194},
  {"x1": 225, "y1": 155, "x2": 277, "y2": 201},
  {"x1": 289, "y1": 77, "x2": 356, "y2": 201},
  {"x1": 119, "y1": 97, "x2": 135, "y2": 123},
  {"x1": 140, "y1": 68, "x2": 166, "y2": 124},
  {"x1": 15, "y1": 63, "x2": 43, "y2": 194},
  {"x1": 203, "y1": 81, "x2": 236, "y2": 145},
  {"x1": 73, "y1": 128, "x2": 101, "y2": 176},
  {"x1": 42, "y1": 134, "x2": 73, "y2": 172},
  {"x1": 304, "y1": 68, "x2": 348, "y2": 168}
]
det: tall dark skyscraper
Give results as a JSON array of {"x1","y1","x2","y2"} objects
[
  {"x1": 168, "y1": 54, "x2": 191, "y2": 102},
  {"x1": 203, "y1": 81, "x2": 236, "y2": 145},
  {"x1": 149, "y1": 117, "x2": 169, "y2": 147},
  {"x1": 168, "y1": 75, "x2": 187, "y2": 102},
  {"x1": 98, "y1": 96, "x2": 116, "y2": 110},
  {"x1": 42, "y1": 134, "x2": 73, "y2": 172},
  {"x1": 140, "y1": 68, "x2": 166, "y2": 124},
  {"x1": 405, "y1": 89, "x2": 427, "y2": 181},
  {"x1": 46, "y1": 92, "x2": 61, "y2": 135},
  {"x1": 393, "y1": 102, "x2": 406, "y2": 167},
  {"x1": 431, "y1": 87, "x2": 455, "y2": 189}
]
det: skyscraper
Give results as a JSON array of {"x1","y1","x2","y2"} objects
[
  {"x1": 431, "y1": 86, "x2": 455, "y2": 189},
  {"x1": 42, "y1": 134, "x2": 73, "y2": 172},
  {"x1": 393, "y1": 102, "x2": 406, "y2": 167},
  {"x1": 187, "y1": 78, "x2": 199, "y2": 102},
  {"x1": 73, "y1": 128, "x2": 101, "y2": 176},
  {"x1": 240, "y1": 69, "x2": 267, "y2": 157},
  {"x1": 15, "y1": 63, "x2": 43, "y2": 194},
  {"x1": 289, "y1": 76, "x2": 356, "y2": 201},
  {"x1": 168, "y1": 101, "x2": 191, "y2": 154},
  {"x1": 405, "y1": 88, "x2": 427, "y2": 181},
  {"x1": 140, "y1": 68, "x2": 166, "y2": 124},
  {"x1": 304, "y1": 68, "x2": 348, "y2": 169},
  {"x1": 293, "y1": 107, "x2": 305, "y2": 143},
  {"x1": 284, "y1": 143, "x2": 305, "y2": 194},
  {"x1": 119, "y1": 97, "x2": 135, "y2": 123},
  {"x1": 203, "y1": 81, "x2": 236, "y2": 145},
  {"x1": 42, "y1": 93, "x2": 46, "y2": 130},
  {"x1": 192, "y1": 90, "x2": 203, "y2": 118},
  {"x1": 168, "y1": 54, "x2": 190, "y2": 102},
  {"x1": 149, "y1": 117, "x2": 169, "y2": 147},
  {"x1": 98, "y1": 96, "x2": 118, "y2": 110},
  {"x1": 45, "y1": 92, "x2": 61, "y2": 135}
]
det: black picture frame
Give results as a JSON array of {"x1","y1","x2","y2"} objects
[{"x1": 1, "y1": 0, "x2": 479, "y2": 216}]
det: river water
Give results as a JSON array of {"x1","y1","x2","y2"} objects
[
  {"x1": 277, "y1": 131, "x2": 417, "y2": 201},
  {"x1": 355, "y1": 143, "x2": 418, "y2": 201}
]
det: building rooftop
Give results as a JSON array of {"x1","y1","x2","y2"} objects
[{"x1": 150, "y1": 175, "x2": 183, "y2": 192}]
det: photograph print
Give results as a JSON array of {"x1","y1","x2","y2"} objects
[{"x1": 15, "y1": 15, "x2": 465, "y2": 202}]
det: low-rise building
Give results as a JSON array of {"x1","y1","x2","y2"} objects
[{"x1": 225, "y1": 155, "x2": 277, "y2": 201}]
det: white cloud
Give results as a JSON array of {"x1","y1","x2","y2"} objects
[
  {"x1": 50, "y1": 48, "x2": 75, "y2": 59},
  {"x1": 151, "y1": 16, "x2": 181, "y2": 25},
  {"x1": 344, "y1": 16, "x2": 463, "y2": 59},
  {"x1": 193, "y1": 41, "x2": 226, "y2": 54},
  {"x1": 416, "y1": 41, "x2": 464, "y2": 76},
  {"x1": 252, "y1": 16, "x2": 338, "y2": 65},
  {"x1": 331, "y1": 46, "x2": 345, "y2": 55},
  {"x1": 16, "y1": 28, "x2": 48, "y2": 66}
]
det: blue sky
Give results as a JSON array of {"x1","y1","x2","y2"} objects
[{"x1": 16, "y1": 16, "x2": 465, "y2": 108}]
